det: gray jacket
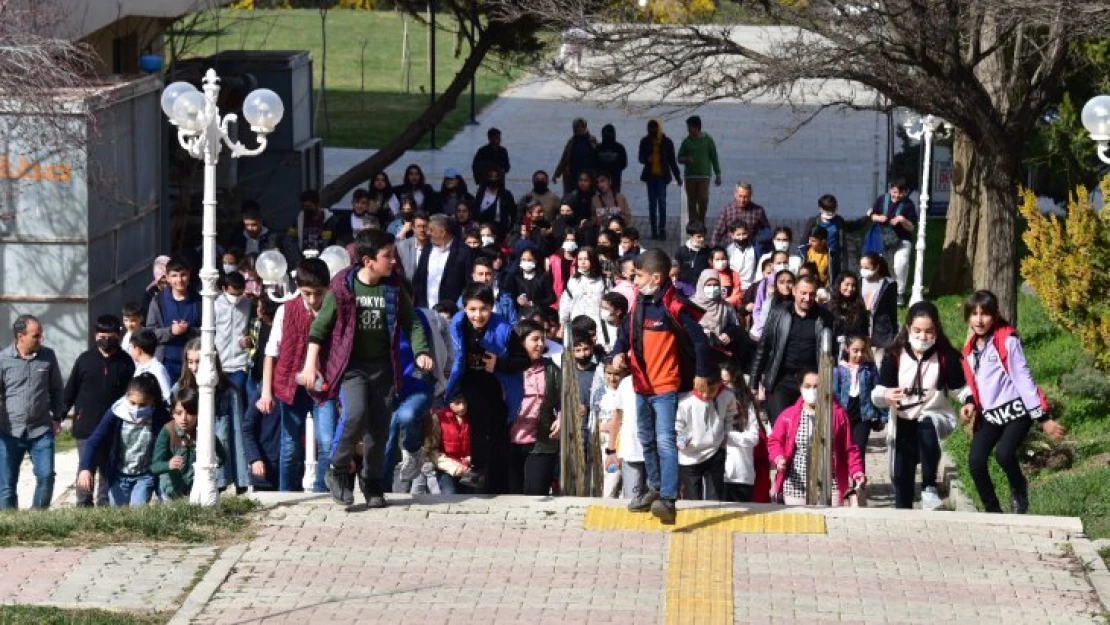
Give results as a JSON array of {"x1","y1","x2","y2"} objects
[
  {"x1": 0, "y1": 345, "x2": 65, "y2": 438},
  {"x1": 214, "y1": 294, "x2": 252, "y2": 372},
  {"x1": 396, "y1": 236, "x2": 426, "y2": 283}
]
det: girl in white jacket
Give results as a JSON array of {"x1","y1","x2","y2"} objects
[
  {"x1": 675, "y1": 371, "x2": 737, "y2": 501},
  {"x1": 558, "y1": 246, "x2": 608, "y2": 331},
  {"x1": 722, "y1": 371, "x2": 763, "y2": 503}
]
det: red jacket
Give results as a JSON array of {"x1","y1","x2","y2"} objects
[
  {"x1": 437, "y1": 407, "x2": 471, "y2": 462},
  {"x1": 272, "y1": 298, "x2": 314, "y2": 405},
  {"x1": 767, "y1": 398, "x2": 864, "y2": 505}
]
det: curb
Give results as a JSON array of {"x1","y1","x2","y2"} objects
[
  {"x1": 1070, "y1": 536, "x2": 1110, "y2": 614},
  {"x1": 939, "y1": 449, "x2": 978, "y2": 512},
  {"x1": 168, "y1": 543, "x2": 247, "y2": 625}
]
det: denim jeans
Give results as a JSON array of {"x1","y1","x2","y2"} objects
[
  {"x1": 226, "y1": 371, "x2": 249, "y2": 401},
  {"x1": 280, "y1": 388, "x2": 338, "y2": 492},
  {"x1": 381, "y1": 390, "x2": 433, "y2": 488},
  {"x1": 0, "y1": 431, "x2": 55, "y2": 509},
  {"x1": 635, "y1": 392, "x2": 679, "y2": 500},
  {"x1": 109, "y1": 473, "x2": 155, "y2": 507},
  {"x1": 645, "y1": 179, "x2": 668, "y2": 235}
]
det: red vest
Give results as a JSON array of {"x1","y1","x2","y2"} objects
[
  {"x1": 272, "y1": 299, "x2": 314, "y2": 405},
  {"x1": 437, "y1": 409, "x2": 471, "y2": 462}
]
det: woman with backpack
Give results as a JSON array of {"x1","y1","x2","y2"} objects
[{"x1": 959, "y1": 291, "x2": 1066, "y2": 514}]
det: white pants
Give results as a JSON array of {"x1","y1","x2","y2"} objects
[{"x1": 885, "y1": 240, "x2": 912, "y2": 299}]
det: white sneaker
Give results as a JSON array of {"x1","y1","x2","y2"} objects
[
  {"x1": 399, "y1": 450, "x2": 421, "y2": 482},
  {"x1": 921, "y1": 486, "x2": 943, "y2": 511}
]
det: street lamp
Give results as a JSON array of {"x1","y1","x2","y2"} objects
[
  {"x1": 163, "y1": 69, "x2": 283, "y2": 506},
  {"x1": 255, "y1": 249, "x2": 298, "y2": 303},
  {"x1": 900, "y1": 111, "x2": 951, "y2": 307},
  {"x1": 1081, "y1": 95, "x2": 1110, "y2": 165}
]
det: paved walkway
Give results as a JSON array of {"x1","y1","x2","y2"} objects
[
  {"x1": 0, "y1": 495, "x2": 1104, "y2": 623},
  {"x1": 324, "y1": 26, "x2": 891, "y2": 235}
]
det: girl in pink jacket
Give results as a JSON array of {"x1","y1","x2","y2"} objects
[{"x1": 768, "y1": 369, "x2": 865, "y2": 505}]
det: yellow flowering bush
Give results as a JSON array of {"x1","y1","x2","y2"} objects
[{"x1": 1019, "y1": 176, "x2": 1110, "y2": 372}]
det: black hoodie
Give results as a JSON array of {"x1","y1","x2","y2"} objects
[{"x1": 64, "y1": 347, "x2": 135, "y2": 440}]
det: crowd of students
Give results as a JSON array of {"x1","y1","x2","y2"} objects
[{"x1": 49, "y1": 116, "x2": 1064, "y2": 522}]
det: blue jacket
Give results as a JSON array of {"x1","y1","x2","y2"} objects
[
  {"x1": 444, "y1": 311, "x2": 525, "y2": 423},
  {"x1": 832, "y1": 362, "x2": 886, "y2": 424},
  {"x1": 80, "y1": 401, "x2": 171, "y2": 484},
  {"x1": 456, "y1": 290, "x2": 518, "y2": 326}
]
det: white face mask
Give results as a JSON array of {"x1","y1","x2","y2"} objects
[
  {"x1": 909, "y1": 337, "x2": 936, "y2": 353},
  {"x1": 562, "y1": 241, "x2": 578, "y2": 253},
  {"x1": 801, "y1": 388, "x2": 818, "y2": 406},
  {"x1": 481, "y1": 235, "x2": 496, "y2": 246},
  {"x1": 520, "y1": 261, "x2": 536, "y2": 273},
  {"x1": 225, "y1": 293, "x2": 242, "y2": 305},
  {"x1": 703, "y1": 286, "x2": 721, "y2": 300},
  {"x1": 618, "y1": 244, "x2": 629, "y2": 256},
  {"x1": 712, "y1": 260, "x2": 728, "y2": 272},
  {"x1": 602, "y1": 311, "x2": 615, "y2": 325},
  {"x1": 820, "y1": 211, "x2": 835, "y2": 222},
  {"x1": 773, "y1": 240, "x2": 790, "y2": 252},
  {"x1": 640, "y1": 283, "x2": 659, "y2": 296},
  {"x1": 859, "y1": 268, "x2": 875, "y2": 280},
  {"x1": 688, "y1": 241, "x2": 703, "y2": 251},
  {"x1": 773, "y1": 263, "x2": 789, "y2": 274},
  {"x1": 222, "y1": 264, "x2": 238, "y2": 275}
]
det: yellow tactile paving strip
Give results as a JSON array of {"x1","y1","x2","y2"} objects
[
  {"x1": 666, "y1": 531, "x2": 733, "y2": 625},
  {"x1": 582, "y1": 505, "x2": 827, "y2": 534},
  {"x1": 583, "y1": 506, "x2": 827, "y2": 625}
]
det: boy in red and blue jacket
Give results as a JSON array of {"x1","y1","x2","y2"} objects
[{"x1": 609, "y1": 249, "x2": 711, "y2": 524}]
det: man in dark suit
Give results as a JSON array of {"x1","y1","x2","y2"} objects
[{"x1": 412, "y1": 213, "x2": 473, "y2": 309}]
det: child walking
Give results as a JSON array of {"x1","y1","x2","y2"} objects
[
  {"x1": 769, "y1": 370, "x2": 865, "y2": 506},
  {"x1": 675, "y1": 370, "x2": 735, "y2": 501},
  {"x1": 77, "y1": 374, "x2": 169, "y2": 507},
  {"x1": 609, "y1": 249, "x2": 712, "y2": 524},
  {"x1": 152, "y1": 387, "x2": 226, "y2": 500},
  {"x1": 872, "y1": 302, "x2": 966, "y2": 510},
  {"x1": 721, "y1": 368, "x2": 767, "y2": 503},
  {"x1": 960, "y1": 290, "x2": 1065, "y2": 514},
  {"x1": 507, "y1": 320, "x2": 562, "y2": 495},
  {"x1": 145, "y1": 256, "x2": 200, "y2": 381},
  {"x1": 833, "y1": 335, "x2": 885, "y2": 476}
]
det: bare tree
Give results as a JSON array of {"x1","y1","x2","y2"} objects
[
  {"x1": 490, "y1": 0, "x2": 1110, "y2": 321},
  {"x1": 0, "y1": 1, "x2": 98, "y2": 147}
]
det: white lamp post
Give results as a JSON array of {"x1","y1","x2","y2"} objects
[
  {"x1": 255, "y1": 250, "x2": 297, "y2": 303},
  {"x1": 900, "y1": 112, "x2": 951, "y2": 307},
  {"x1": 1081, "y1": 95, "x2": 1110, "y2": 165},
  {"x1": 162, "y1": 69, "x2": 284, "y2": 506}
]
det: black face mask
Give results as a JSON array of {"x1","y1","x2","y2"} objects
[
  {"x1": 97, "y1": 337, "x2": 120, "y2": 353},
  {"x1": 533, "y1": 181, "x2": 549, "y2": 195},
  {"x1": 575, "y1": 356, "x2": 594, "y2": 366}
]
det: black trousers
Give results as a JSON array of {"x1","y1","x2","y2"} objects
[
  {"x1": 679, "y1": 448, "x2": 726, "y2": 501},
  {"x1": 462, "y1": 371, "x2": 509, "y2": 494},
  {"x1": 892, "y1": 417, "x2": 942, "y2": 509},
  {"x1": 969, "y1": 417, "x2": 1033, "y2": 513},
  {"x1": 331, "y1": 360, "x2": 394, "y2": 485},
  {"x1": 849, "y1": 419, "x2": 872, "y2": 474},
  {"x1": 765, "y1": 376, "x2": 801, "y2": 427},
  {"x1": 523, "y1": 453, "x2": 559, "y2": 496},
  {"x1": 723, "y1": 482, "x2": 753, "y2": 503}
]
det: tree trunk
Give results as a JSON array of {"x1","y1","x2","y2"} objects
[
  {"x1": 974, "y1": 151, "x2": 1022, "y2": 324},
  {"x1": 931, "y1": 131, "x2": 978, "y2": 295},
  {"x1": 319, "y1": 25, "x2": 497, "y2": 207}
]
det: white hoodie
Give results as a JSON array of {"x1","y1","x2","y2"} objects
[
  {"x1": 724, "y1": 404, "x2": 762, "y2": 485},
  {"x1": 675, "y1": 388, "x2": 737, "y2": 466}
]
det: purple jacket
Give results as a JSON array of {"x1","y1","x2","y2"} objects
[{"x1": 965, "y1": 334, "x2": 1042, "y2": 417}]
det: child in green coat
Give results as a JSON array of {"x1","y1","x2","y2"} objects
[{"x1": 151, "y1": 387, "x2": 225, "y2": 500}]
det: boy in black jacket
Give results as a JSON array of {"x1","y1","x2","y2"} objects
[
  {"x1": 673, "y1": 220, "x2": 711, "y2": 297},
  {"x1": 64, "y1": 315, "x2": 135, "y2": 506}
]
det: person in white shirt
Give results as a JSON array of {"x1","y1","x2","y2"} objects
[
  {"x1": 608, "y1": 373, "x2": 645, "y2": 499},
  {"x1": 756, "y1": 226, "x2": 803, "y2": 276},
  {"x1": 722, "y1": 371, "x2": 764, "y2": 502},
  {"x1": 129, "y1": 329, "x2": 171, "y2": 404},
  {"x1": 675, "y1": 371, "x2": 737, "y2": 501},
  {"x1": 725, "y1": 222, "x2": 759, "y2": 291}
]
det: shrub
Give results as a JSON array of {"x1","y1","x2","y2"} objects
[
  {"x1": 1019, "y1": 177, "x2": 1110, "y2": 373},
  {"x1": 1059, "y1": 361, "x2": 1110, "y2": 402}
]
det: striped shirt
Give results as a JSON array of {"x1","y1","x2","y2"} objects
[{"x1": 0, "y1": 345, "x2": 65, "y2": 438}]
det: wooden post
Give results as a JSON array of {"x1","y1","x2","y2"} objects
[
  {"x1": 807, "y1": 328, "x2": 835, "y2": 505},
  {"x1": 560, "y1": 329, "x2": 587, "y2": 496}
]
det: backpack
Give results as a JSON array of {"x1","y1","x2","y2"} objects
[{"x1": 961, "y1": 326, "x2": 1050, "y2": 417}]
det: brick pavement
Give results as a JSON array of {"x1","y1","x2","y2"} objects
[
  {"x1": 177, "y1": 495, "x2": 1105, "y2": 624},
  {"x1": 0, "y1": 545, "x2": 216, "y2": 613}
]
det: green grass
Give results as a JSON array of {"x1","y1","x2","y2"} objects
[
  {"x1": 1101, "y1": 547, "x2": 1110, "y2": 570},
  {"x1": 0, "y1": 498, "x2": 259, "y2": 547},
  {"x1": 178, "y1": 9, "x2": 520, "y2": 148},
  {"x1": 0, "y1": 606, "x2": 170, "y2": 625},
  {"x1": 54, "y1": 430, "x2": 77, "y2": 454},
  {"x1": 937, "y1": 292, "x2": 1110, "y2": 536}
]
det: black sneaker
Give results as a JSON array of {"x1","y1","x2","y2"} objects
[
  {"x1": 628, "y1": 487, "x2": 659, "y2": 512},
  {"x1": 1010, "y1": 488, "x2": 1029, "y2": 515},
  {"x1": 651, "y1": 497, "x2": 677, "y2": 525},
  {"x1": 325, "y1": 465, "x2": 354, "y2": 506},
  {"x1": 458, "y1": 469, "x2": 485, "y2": 490}
]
